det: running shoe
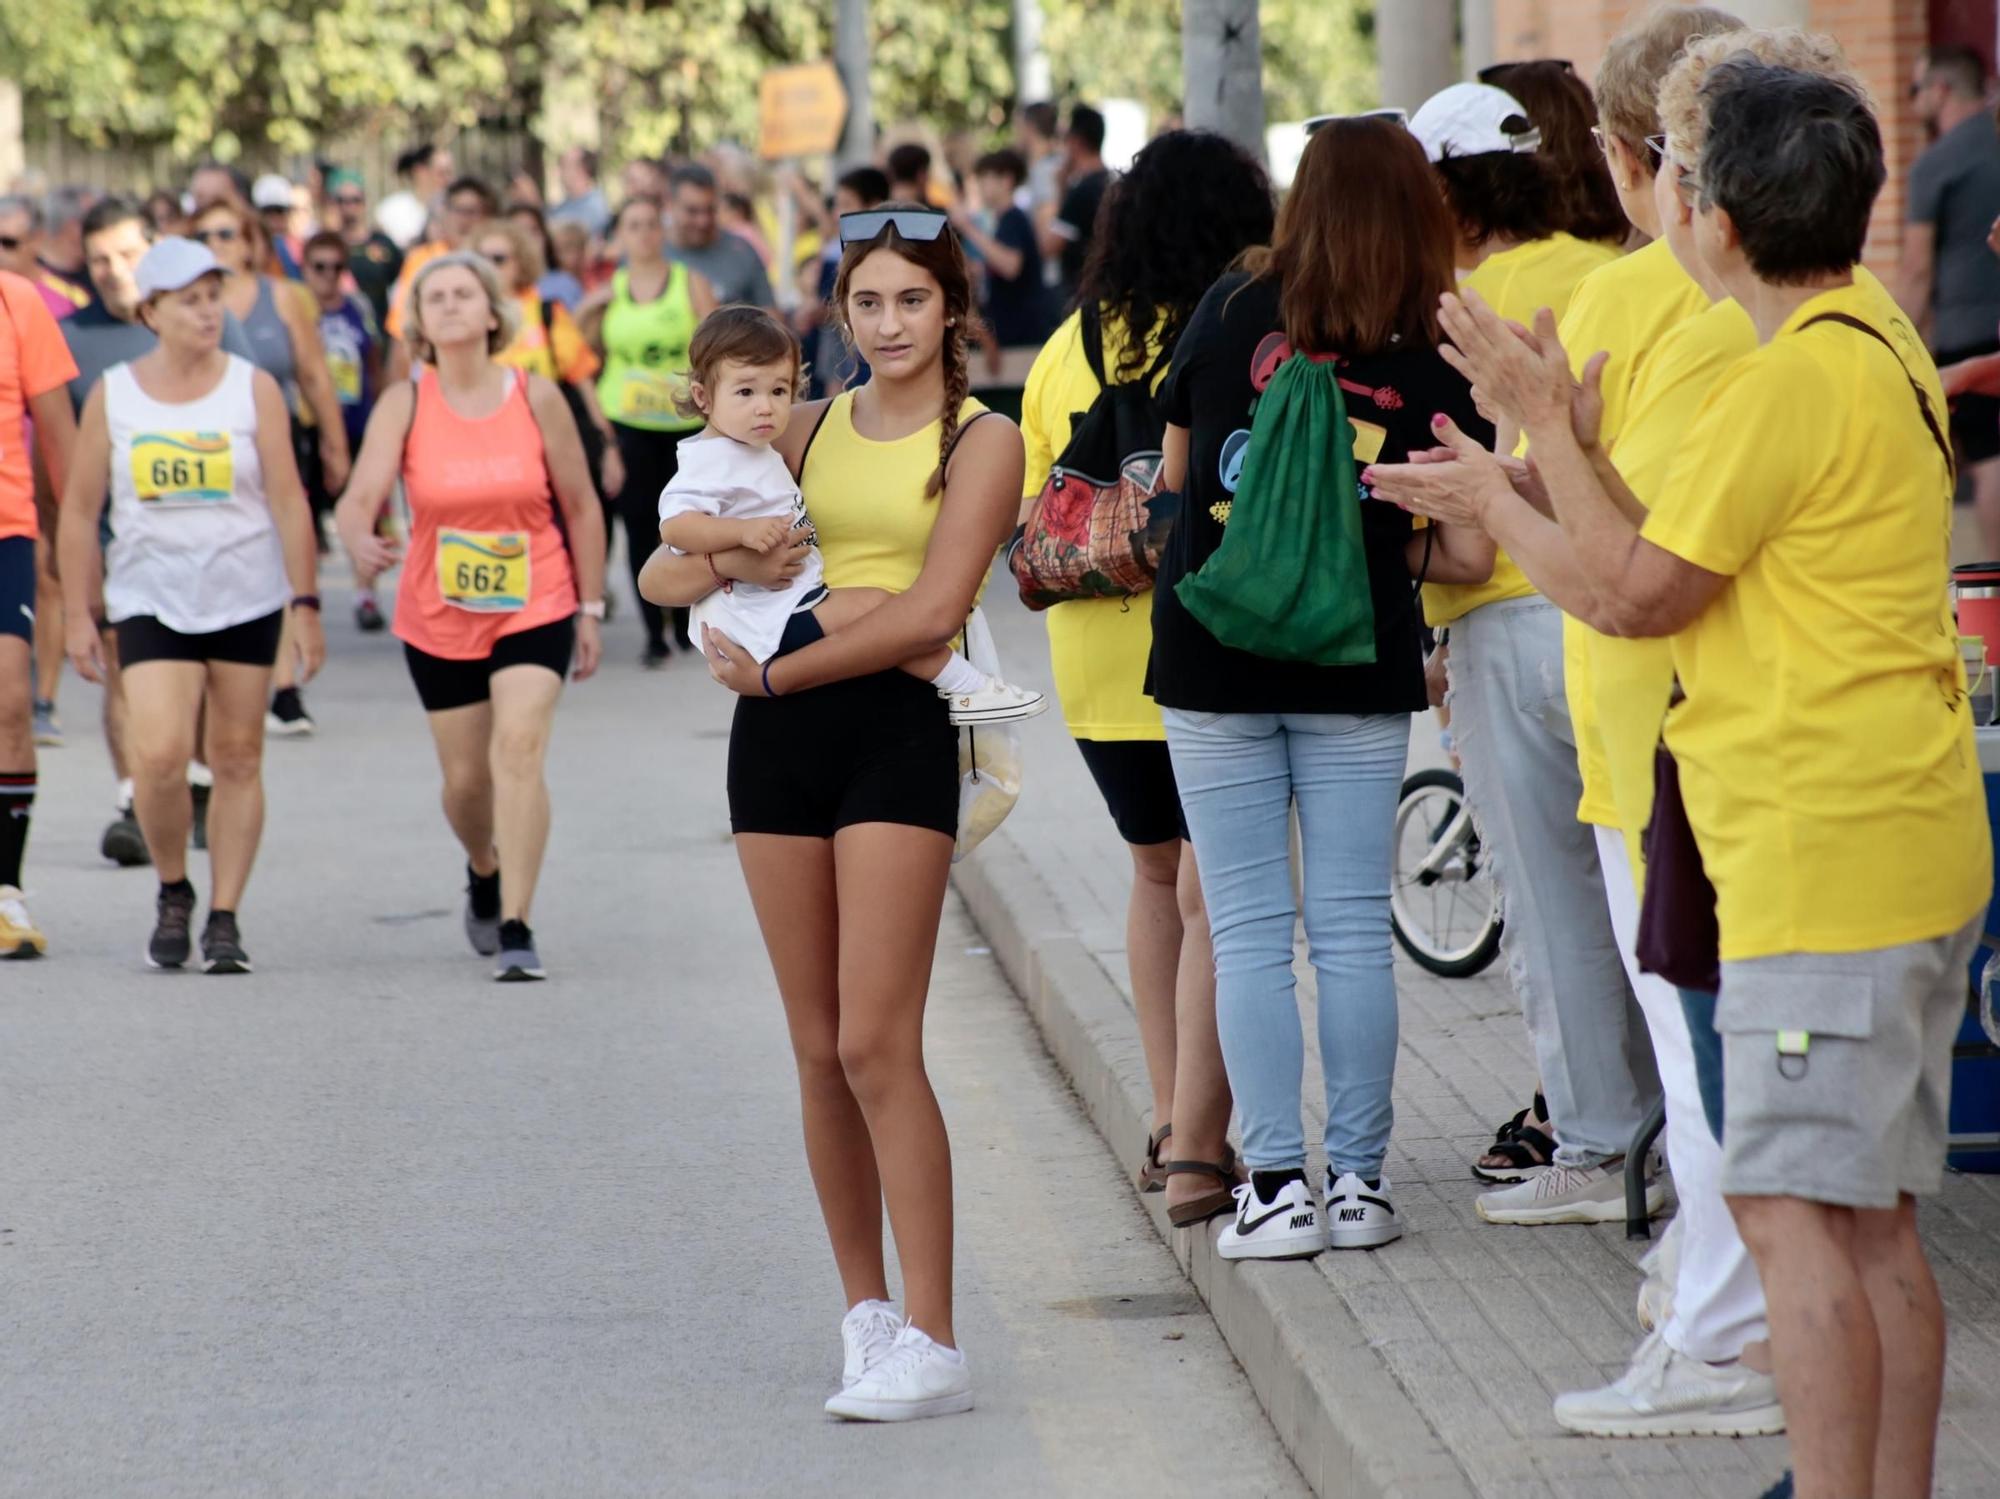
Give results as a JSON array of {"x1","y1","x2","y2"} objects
[
  {"x1": 824, "y1": 1324, "x2": 972, "y2": 1422},
  {"x1": 1476, "y1": 1156, "x2": 1665, "y2": 1227},
  {"x1": 101, "y1": 811, "x2": 151, "y2": 868},
  {"x1": 354, "y1": 594, "x2": 386, "y2": 633},
  {"x1": 266, "y1": 687, "x2": 315, "y2": 738},
  {"x1": 840, "y1": 1299, "x2": 904, "y2": 1390},
  {"x1": 0, "y1": 886, "x2": 46, "y2": 959},
  {"x1": 1217, "y1": 1174, "x2": 1326, "y2": 1261},
  {"x1": 941, "y1": 679, "x2": 1049, "y2": 726},
  {"x1": 200, "y1": 911, "x2": 251, "y2": 975},
  {"x1": 494, "y1": 919, "x2": 545, "y2": 982},
  {"x1": 464, "y1": 865, "x2": 502, "y2": 957},
  {"x1": 148, "y1": 884, "x2": 197, "y2": 969},
  {"x1": 31, "y1": 699, "x2": 61, "y2": 747},
  {"x1": 190, "y1": 780, "x2": 211, "y2": 852},
  {"x1": 1552, "y1": 1329, "x2": 1784, "y2": 1438},
  {"x1": 1324, "y1": 1170, "x2": 1403, "y2": 1250}
]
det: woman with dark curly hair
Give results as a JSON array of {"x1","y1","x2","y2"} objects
[
  {"x1": 1019, "y1": 130, "x2": 1274, "y2": 1229},
  {"x1": 1479, "y1": 60, "x2": 1630, "y2": 247}
]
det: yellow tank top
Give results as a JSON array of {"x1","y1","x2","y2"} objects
[{"x1": 802, "y1": 391, "x2": 989, "y2": 594}]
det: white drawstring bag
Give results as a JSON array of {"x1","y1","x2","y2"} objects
[{"x1": 953, "y1": 606, "x2": 1023, "y2": 862}]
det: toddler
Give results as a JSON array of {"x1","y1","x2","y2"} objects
[{"x1": 656, "y1": 306, "x2": 1045, "y2": 725}]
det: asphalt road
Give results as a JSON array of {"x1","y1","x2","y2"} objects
[{"x1": 0, "y1": 586, "x2": 1305, "y2": 1499}]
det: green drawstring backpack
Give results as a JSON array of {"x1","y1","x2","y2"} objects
[{"x1": 1174, "y1": 351, "x2": 1378, "y2": 665}]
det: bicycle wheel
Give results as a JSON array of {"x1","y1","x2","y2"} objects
[{"x1": 1390, "y1": 767, "x2": 1503, "y2": 978}]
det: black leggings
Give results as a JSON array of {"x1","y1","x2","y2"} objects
[{"x1": 612, "y1": 422, "x2": 691, "y2": 654}]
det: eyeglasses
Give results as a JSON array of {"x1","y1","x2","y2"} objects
[
  {"x1": 305, "y1": 260, "x2": 346, "y2": 275},
  {"x1": 1478, "y1": 58, "x2": 1573, "y2": 83},
  {"x1": 1588, "y1": 127, "x2": 1668, "y2": 168},
  {"x1": 838, "y1": 208, "x2": 949, "y2": 248},
  {"x1": 192, "y1": 227, "x2": 239, "y2": 244},
  {"x1": 1304, "y1": 108, "x2": 1409, "y2": 136},
  {"x1": 1671, "y1": 163, "x2": 1703, "y2": 209}
]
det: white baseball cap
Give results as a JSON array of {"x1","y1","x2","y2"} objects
[
  {"x1": 135, "y1": 237, "x2": 223, "y2": 300},
  {"x1": 1409, "y1": 83, "x2": 1542, "y2": 163},
  {"x1": 251, "y1": 172, "x2": 295, "y2": 210}
]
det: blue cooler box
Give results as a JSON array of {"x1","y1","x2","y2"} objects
[{"x1": 1954, "y1": 729, "x2": 2000, "y2": 1171}]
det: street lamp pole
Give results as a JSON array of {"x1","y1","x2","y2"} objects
[{"x1": 836, "y1": 0, "x2": 874, "y2": 168}]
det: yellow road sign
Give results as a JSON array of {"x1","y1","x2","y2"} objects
[{"x1": 759, "y1": 63, "x2": 849, "y2": 161}]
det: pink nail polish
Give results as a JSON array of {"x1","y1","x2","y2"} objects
[{"x1": 1432, "y1": 413, "x2": 1448, "y2": 428}]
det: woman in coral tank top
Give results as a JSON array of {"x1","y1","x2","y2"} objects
[{"x1": 335, "y1": 252, "x2": 606, "y2": 983}]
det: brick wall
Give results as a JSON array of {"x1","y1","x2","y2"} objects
[{"x1": 1486, "y1": 0, "x2": 1939, "y2": 270}]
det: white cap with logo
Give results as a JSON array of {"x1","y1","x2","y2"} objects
[
  {"x1": 1409, "y1": 83, "x2": 1542, "y2": 164},
  {"x1": 135, "y1": 237, "x2": 223, "y2": 301},
  {"x1": 251, "y1": 173, "x2": 296, "y2": 211}
]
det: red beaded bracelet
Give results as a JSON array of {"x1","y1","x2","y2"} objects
[{"x1": 705, "y1": 553, "x2": 733, "y2": 594}]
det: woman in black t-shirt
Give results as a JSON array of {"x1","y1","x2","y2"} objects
[{"x1": 1153, "y1": 116, "x2": 1495, "y2": 1260}]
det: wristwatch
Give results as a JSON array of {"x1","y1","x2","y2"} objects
[{"x1": 579, "y1": 600, "x2": 607, "y2": 620}]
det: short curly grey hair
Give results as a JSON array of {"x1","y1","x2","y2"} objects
[{"x1": 403, "y1": 250, "x2": 520, "y2": 365}]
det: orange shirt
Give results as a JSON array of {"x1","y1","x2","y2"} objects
[
  {"x1": 0, "y1": 271, "x2": 79, "y2": 540},
  {"x1": 393, "y1": 369, "x2": 577, "y2": 659},
  {"x1": 385, "y1": 240, "x2": 450, "y2": 341}
]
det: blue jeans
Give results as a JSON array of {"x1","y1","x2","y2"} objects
[
  {"x1": 1678, "y1": 986, "x2": 1724, "y2": 1144},
  {"x1": 1163, "y1": 708, "x2": 1410, "y2": 1178}
]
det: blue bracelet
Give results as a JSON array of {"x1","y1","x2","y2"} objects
[{"x1": 762, "y1": 660, "x2": 778, "y2": 698}]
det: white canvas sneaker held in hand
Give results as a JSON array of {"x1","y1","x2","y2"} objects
[
  {"x1": 1217, "y1": 1176, "x2": 1326, "y2": 1260},
  {"x1": 1553, "y1": 1330, "x2": 1785, "y2": 1438},
  {"x1": 839, "y1": 1299, "x2": 904, "y2": 1390},
  {"x1": 1323, "y1": 1170, "x2": 1403, "y2": 1250},
  {"x1": 824, "y1": 1323, "x2": 973, "y2": 1422}
]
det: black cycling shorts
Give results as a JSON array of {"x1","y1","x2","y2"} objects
[
  {"x1": 727, "y1": 609, "x2": 958, "y2": 839},
  {"x1": 1075, "y1": 737, "x2": 1188, "y2": 846},
  {"x1": 0, "y1": 536, "x2": 33, "y2": 644},
  {"x1": 403, "y1": 616, "x2": 575, "y2": 713},
  {"x1": 1943, "y1": 339, "x2": 2000, "y2": 468},
  {"x1": 115, "y1": 609, "x2": 284, "y2": 667}
]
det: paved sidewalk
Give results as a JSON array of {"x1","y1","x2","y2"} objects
[{"x1": 964, "y1": 592, "x2": 2000, "y2": 1499}]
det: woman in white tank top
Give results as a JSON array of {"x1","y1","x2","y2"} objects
[{"x1": 57, "y1": 237, "x2": 323, "y2": 975}]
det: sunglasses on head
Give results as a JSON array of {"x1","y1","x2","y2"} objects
[
  {"x1": 1478, "y1": 58, "x2": 1573, "y2": 82},
  {"x1": 1303, "y1": 108, "x2": 1409, "y2": 136},
  {"x1": 192, "y1": 226, "x2": 239, "y2": 244},
  {"x1": 838, "y1": 208, "x2": 949, "y2": 249}
]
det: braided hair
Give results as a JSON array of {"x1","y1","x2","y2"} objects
[{"x1": 830, "y1": 202, "x2": 980, "y2": 499}]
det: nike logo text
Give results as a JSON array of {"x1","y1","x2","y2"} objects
[
  {"x1": 1239, "y1": 1203, "x2": 1305, "y2": 1234},
  {"x1": 1338, "y1": 1208, "x2": 1367, "y2": 1222},
  {"x1": 1289, "y1": 1213, "x2": 1315, "y2": 1230}
]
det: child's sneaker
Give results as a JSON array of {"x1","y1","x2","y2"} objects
[{"x1": 941, "y1": 677, "x2": 1048, "y2": 726}]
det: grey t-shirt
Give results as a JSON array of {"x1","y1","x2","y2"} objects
[
  {"x1": 671, "y1": 233, "x2": 774, "y2": 308},
  {"x1": 1908, "y1": 112, "x2": 2000, "y2": 354},
  {"x1": 62, "y1": 307, "x2": 256, "y2": 413}
]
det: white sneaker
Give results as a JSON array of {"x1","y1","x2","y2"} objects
[
  {"x1": 1217, "y1": 1177, "x2": 1325, "y2": 1260},
  {"x1": 1477, "y1": 1157, "x2": 1664, "y2": 1226},
  {"x1": 824, "y1": 1323, "x2": 973, "y2": 1422},
  {"x1": 941, "y1": 678, "x2": 1049, "y2": 725},
  {"x1": 1553, "y1": 1330, "x2": 1786, "y2": 1438},
  {"x1": 839, "y1": 1299, "x2": 904, "y2": 1389},
  {"x1": 1323, "y1": 1170, "x2": 1404, "y2": 1250}
]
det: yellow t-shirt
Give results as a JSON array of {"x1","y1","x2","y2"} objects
[
  {"x1": 1641, "y1": 276, "x2": 1989, "y2": 960},
  {"x1": 1020, "y1": 309, "x2": 1165, "y2": 741},
  {"x1": 496, "y1": 292, "x2": 601, "y2": 385},
  {"x1": 1593, "y1": 296, "x2": 1756, "y2": 881},
  {"x1": 803, "y1": 391, "x2": 991, "y2": 595},
  {"x1": 1554, "y1": 239, "x2": 1712, "y2": 827},
  {"x1": 1424, "y1": 232, "x2": 1622, "y2": 627}
]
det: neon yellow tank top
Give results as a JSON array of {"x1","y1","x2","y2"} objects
[
  {"x1": 802, "y1": 391, "x2": 989, "y2": 594},
  {"x1": 596, "y1": 264, "x2": 700, "y2": 432}
]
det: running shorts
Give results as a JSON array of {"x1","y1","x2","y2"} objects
[
  {"x1": 0, "y1": 536, "x2": 33, "y2": 644},
  {"x1": 115, "y1": 609, "x2": 284, "y2": 667},
  {"x1": 402, "y1": 615, "x2": 576, "y2": 713}
]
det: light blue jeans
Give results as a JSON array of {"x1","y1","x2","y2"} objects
[{"x1": 1163, "y1": 708, "x2": 1410, "y2": 1178}]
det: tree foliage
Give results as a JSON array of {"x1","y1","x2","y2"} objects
[{"x1": 4, "y1": 0, "x2": 1377, "y2": 164}]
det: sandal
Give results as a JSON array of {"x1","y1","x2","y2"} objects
[
  {"x1": 1138, "y1": 1122, "x2": 1172, "y2": 1193},
  {"x1": 1165, "y1": 1146, "x2": 1242, "y2": 1228},
  {"x1": 1473, "y1": 1091, "x2": 1555, "y2": 1183}
]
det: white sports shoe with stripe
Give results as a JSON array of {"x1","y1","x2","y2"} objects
[
  {"x1": 1553, "y1": 1330, "x2": 1785, "y2": 1438},
  {"x1": 1324, "y1": 1170, "x2": 1403, "y2": 1249}
]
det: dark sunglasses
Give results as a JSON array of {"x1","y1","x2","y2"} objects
[
  {"x1": 305, "y1": 259, "x2": 346, "y2": 275},
  {"x1": 839, "y1": 208, "x2": 949, "y2": 249},
  {"x1": 1304, "y1": 108, "x2": 1409, "y2": 136},
  {"x1": 0, "y1": 235, "x2": 18, "y2": 251},
  {"x1": 1478, "y1": 58, "x2": 1573, "y2": 83},
  {"x1": 192, "y1": 226, "x2": 239, "y2": 244}
]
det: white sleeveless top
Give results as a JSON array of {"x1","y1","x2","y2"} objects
[{"x1": 104, "y1": 354, "x2": 290, "y2": 633}]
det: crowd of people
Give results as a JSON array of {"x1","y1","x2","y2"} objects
[{"x1": 0, "y1": 12, "x2": 1993, "y2": 1494}]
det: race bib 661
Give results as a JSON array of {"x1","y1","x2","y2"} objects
[{"x1": 131, "y1": 431, "x2": 233, "y2": 506}]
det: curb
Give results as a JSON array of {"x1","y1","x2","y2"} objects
[{"x1": 955, "y1": 833, "x2": 1474, "y2": 1499}]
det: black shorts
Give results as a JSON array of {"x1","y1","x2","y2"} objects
[
  {"x1": 728, "y1": 611, "x2": 958, "y2": 839},
  {"x1": 403, "y1": 617, "x2": 576, "y2": 713},
  {"x1": 1075, "y1": 737, "x2": 1187, "y2": 845},
  {"x1": 0, "y1": 536, "x2": 33, "y2": 644},
  {"x1": 1943, "y1": 340, "x2": 2000, "y2": 467},
  {"x1": 114, "y1": 609, "x2": 284, "y2": 667}
]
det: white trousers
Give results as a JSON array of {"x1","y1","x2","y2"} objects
[{"x1": 1594, "y1": 825, "x2": 1768, "y2": 1363}]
